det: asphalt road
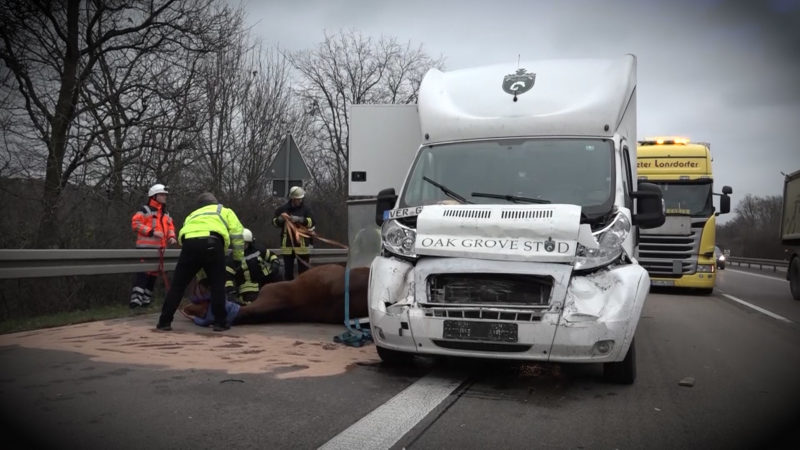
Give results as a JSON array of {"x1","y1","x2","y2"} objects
[{"x1": 1, "y1": 268, "x2": 799, "y2": 449}]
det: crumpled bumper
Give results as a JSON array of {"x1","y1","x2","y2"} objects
[{"x1": 368, "y1": 255, "x2": 649, "y2": 363}]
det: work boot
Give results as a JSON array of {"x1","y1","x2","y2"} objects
[
  {"x1": 129, "y1": 296, "x2": 142, "y2": 309},
  {"x1": 155, "y1": 321, "x2": 172, "y2": 331},
  {"x1": 212, "y1": 322, "x2": 230, "y2": 332}
]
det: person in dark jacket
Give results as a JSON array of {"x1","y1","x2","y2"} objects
[
  {"x1": 225, "y1": 228, "x2": 281, "y2": 304},
  {"x1": 272, "y1": 186, "x2": 315, "y2": 281}
]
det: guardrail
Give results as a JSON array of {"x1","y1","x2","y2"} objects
[
  {"x1": 726, "y1": 256, "x2": 788, "y2": 273},
  {"x1": 0, "y1": 248, "x2": 348, "y2": 279}
]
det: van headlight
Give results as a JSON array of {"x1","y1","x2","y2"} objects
[
  {"x1": 382, "y1": 219, "x2": 417, "y2": 258},
  {"x1": 574, "y1": 212, "x2": 631, "y2": 271}
]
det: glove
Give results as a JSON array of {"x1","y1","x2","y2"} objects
[
  {"x1": 168, "y1": 237, "x2": 177, "y2": 246},
  {"x1": 291, "y1": 215, "x2": 304, "y2": 224},
  {"x1": 275, "y1": 216, "x2": 285, "y2": 225},
  {"x1": 147, "y1": 228, "x2": 155, "y2": 237}
]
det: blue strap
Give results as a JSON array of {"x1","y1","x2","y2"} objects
[{"x1": 334, "y1": 266, "x2": 372, "y2": 347}]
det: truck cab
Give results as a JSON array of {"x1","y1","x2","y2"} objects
[
  {"x1": 636, "y1": 138, "x2": 732, "y2": 294},
  {"x1": 349, "y1": 56, "x2": 665, "y2": 383}
]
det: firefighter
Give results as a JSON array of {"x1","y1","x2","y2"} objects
[
  {"x1": 129, "y1": 183, "x2": 176, "y2": 308},
  {"x1": 272, "y1": 186, "x2": 315, "y2": 281},
  {"x1": 225, "y1": 228, "x2": 281, "y2": 304},
  {"x1": 156, "y1": 192, "x2": 244, "y2": 332}
]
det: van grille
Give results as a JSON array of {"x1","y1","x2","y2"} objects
[
  {"x1": 443, "y1": 209, "x2": 491, "y2": 219},
  {"x1": 427, "y1": 273, "x2": 551, "y2": 306},
  {"x1": 500, "y1": 209, "x2": 553, "y2": 220}
]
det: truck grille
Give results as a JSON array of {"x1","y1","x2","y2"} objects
[
  {"x1": 427, "y1": 273, "x2": 552, "y2": 306},
  {"x1": 638, "y1": 230, "x2": 700, "y2": 276}
]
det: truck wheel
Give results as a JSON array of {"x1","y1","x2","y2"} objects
[
  {"x1": 603, "y1": 338, "x2": 636, "y2": 384},
  {"x1": 376, "y1": 345, "x2": 414, "y2": 366},
  {"x1": 697, "y1": 288, "x2": 713, "y2": 296},
  {"x1": 790, "y1": 258, "x2": 800, "y2": 301}
]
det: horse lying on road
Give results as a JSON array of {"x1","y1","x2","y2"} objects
[{"x1": 181, "y1": 264, "x2": 370, "y2": 326}]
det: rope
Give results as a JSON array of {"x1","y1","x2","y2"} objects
[
  {"x1": 158, "y1": 246, "x2": 170, "y2": 292},
  {"x1": 281, "y1": 212, "x2": 348, "y2": 270}
]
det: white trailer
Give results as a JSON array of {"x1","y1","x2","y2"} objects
[{"x1": 348, "y1": 55, "x2": 665, "y2": 383}]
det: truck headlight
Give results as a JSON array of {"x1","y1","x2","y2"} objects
[
  {"x1": 382, "y1": 219, "x2": 417, "y2": 258},
  {"x1": 696, "y1": 264, "x2": 714, "y2": 273},
  {"x1": 574, "y1": 212, "x2": 631, "y2": 271}
]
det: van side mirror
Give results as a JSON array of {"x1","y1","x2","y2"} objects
[
  {"x1": 631, "y1": 182, "x2": 665, "y2": 229},
  {"x1": 375, "y1": 188, "x2": 398, "y2": 226}
]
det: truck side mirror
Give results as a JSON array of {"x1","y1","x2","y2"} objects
[
  {"x1": 375, "y1": 188, "x2": 398, "y2": 226},
  {"x1": 722, "y1": 185, "x2": 732, "y2": 195},
  {"x1": 631, "y1": 182, "x2": 665, "y2": 229},
  {"x1": 720, "y1": 192, "x2": 731, "y2": 214}
]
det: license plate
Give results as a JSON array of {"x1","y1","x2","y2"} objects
[
  {"x1": 651, "y1": 280, "x2": 675, "y2": 287},
  {"x1": 442, "y1": 320, "x2": 518, "y2": 343}
]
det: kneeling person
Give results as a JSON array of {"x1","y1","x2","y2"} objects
[{"x1": 226, "y1": 228, "x2": 282, "y2": 304}]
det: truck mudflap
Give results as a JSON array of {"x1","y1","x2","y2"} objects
[{"x1": 368, "y1": 256, "x2": 650, "y2": 363}]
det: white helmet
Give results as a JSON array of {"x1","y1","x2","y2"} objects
[
  {"x1": 148, "y1": 183, "x2": 168, "y2": 197},
  {"x1": 289, "y1": 186, "x2": 305, "y2": 199},
  {"x1": 242, "y1": 228, "x2": 253, "y2": 243}
]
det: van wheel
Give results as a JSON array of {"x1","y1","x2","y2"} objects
[
  {"x1": 790, "y1": 258, "x2": 800, "y2": 301},
  {"x1": 376, "y1": 345, "x2": 414, "y2": 366},
  {"x1": 603, "y1": 339, "x2": 636, "y2": 384}
]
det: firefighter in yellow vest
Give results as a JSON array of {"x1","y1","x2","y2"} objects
[
  {"x1": 272, "y1": 186, "x2": 315, "y2": 281},
  {"x1": 156, "y1": 192, "x2": 244, "y2": 332},
  {"x1": 225, "y1": 228, "x2": 281, "y2": 304}
]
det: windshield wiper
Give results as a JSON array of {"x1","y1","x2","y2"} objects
[
  {"x1": 423, "y1": 176, "x2": 471, "y2": 204},
  {"x1": 471, "y1": 192, "x2": 550, "y2": 204}
]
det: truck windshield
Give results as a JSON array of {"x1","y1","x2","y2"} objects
[
  {"x1": 653, "y1": 181, "x2": 713, "y2": 217},
  {"x1": 400, "y1": 138, "x2": 614, "y2": 219}
]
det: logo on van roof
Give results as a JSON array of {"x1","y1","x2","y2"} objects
[{"x1": 502, "y1": 68, "x2": 536, "y2": 96}]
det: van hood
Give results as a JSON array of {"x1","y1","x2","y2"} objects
[{"x1": 414, "y1": 204, "x2": 581, "y2": 263}]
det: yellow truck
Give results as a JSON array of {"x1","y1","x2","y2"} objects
[{"x1": 636, "y1": 137, "x2": 732, "y2": 294}]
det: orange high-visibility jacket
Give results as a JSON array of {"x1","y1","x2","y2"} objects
[{"x1": 132, "y1": 198, "x2": 176, "y2": 249}]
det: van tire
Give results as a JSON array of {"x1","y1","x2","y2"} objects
[
  {"x1": 376, "y1": 345, "x2": 414, "y2": 365},
  {"x1": 603, "y1": 338, "x2": 636, "y2": 384}
]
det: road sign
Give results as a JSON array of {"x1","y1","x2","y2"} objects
[{"x1": 267, "y1": 134, "x2": 311, "y2": 197}]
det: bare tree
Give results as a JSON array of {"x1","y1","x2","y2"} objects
[
  {"x1": 285, "y1": 30, "x2": 444, "y2": 197},
  {"x1": 718, "y1": 194, "x2": 784, "y2": 258},
  {"x1": 0, "y1": 0, "x2": 231, "y2": 247}
]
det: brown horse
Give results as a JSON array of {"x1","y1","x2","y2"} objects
[{"x1": 181, "y1": 264, "x2": 370, "y2": 326}]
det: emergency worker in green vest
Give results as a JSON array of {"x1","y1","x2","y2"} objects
[
  {"x1": 272, "y1": 186, "x2": 315, "y2": 281},
  {"x1": 225, "y1": 228, "x2": 281, "y2": 304},
  {"x1": 157, "y1": 192, "x2": 244, "y2": 332}
]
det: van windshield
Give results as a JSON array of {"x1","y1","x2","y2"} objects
[{"x1": 400, "y1": 138, "x2": 615, "y2": 220}]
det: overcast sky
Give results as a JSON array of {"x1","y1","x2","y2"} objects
[{"x1": 237, "y1": 0, "x2": 800, "y2": 222}]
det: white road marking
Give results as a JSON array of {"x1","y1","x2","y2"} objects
[
  {"x1": 721, "y1": 294, "x2": 793, "y2": 324},
  {"x1": 319, "y1": 371, "x2": 464, "y2": 450},
  {"x1": 725, "y1": 268, "x2": 788, "y2": 282}
]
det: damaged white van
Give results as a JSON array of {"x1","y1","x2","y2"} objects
[{"x1": 349, "y1": 55, "x2": 665, "y2": 383}]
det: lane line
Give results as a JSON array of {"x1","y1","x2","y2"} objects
[
  {"x1": 725, "y1": 268, "x2": 788, "y2": 282},
  {"x1": 319, "y1": 371, "x2": 465, "y2": 450},
  {"x1": 721, "y1": 294, "x2": 793, "y2": 324}
]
